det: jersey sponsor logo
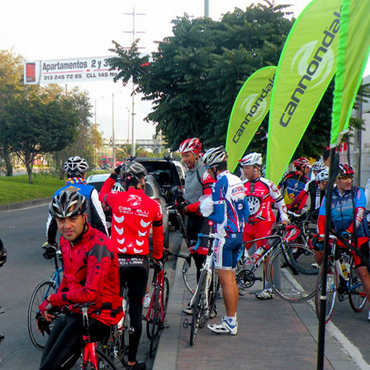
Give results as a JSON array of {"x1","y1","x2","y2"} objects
[
  {"x1": 127, "y1": 194, "x2": 142, "y2": 208},
  {"x1": 246, "y1": 195, "x2": 261, "y2": 216}
]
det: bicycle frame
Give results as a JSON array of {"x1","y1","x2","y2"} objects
[
  {"x1": 146, "y1": 268, "x2": 166, "y2": 324},
  {"x1": 81, "y1": 306, "x2": 99, "y2": 369}
]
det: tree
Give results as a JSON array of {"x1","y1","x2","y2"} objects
[
  {"x1": 0, "y1": 89, "x2": 79, "y2": 184},
  {"x1": 109, "y1": 2, "x2": 294, "y2": 151}
]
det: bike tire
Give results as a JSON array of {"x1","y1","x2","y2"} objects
[
  {"x1": 190, "y1": 270, "x2": 206, "y2": 345},
  {"x1": 82, "y1": 348, "x2": 118, "y2": 370},
  {"x1": 267, "y1": 245, "x2": 316, "y2": 303},
  {"x1": 348, "y1": 260, "x2": 367, "y2": 313},
  {"x1": 315, "y1": 261, "x2": 338, "y2": 323},
  {"x1": 182, "y1": 257, "x2": 197, "y2": 294},
  {"x1": 27, "y1": 280, "x2": 57, "y2": 350},
  {"x1": 162, "y1": 276, "x2": 170, "y2": 319},
  {"x1": 287, "y1": 243, "x2": 319, "y2": 275},
  {"x1": 147, "y1": 286, "x2": 161, "y2": 357}
]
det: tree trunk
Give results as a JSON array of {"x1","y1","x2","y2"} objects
[
  {"x1": 4, "y1": 147, "x2": 13, "y2": 176},
  {"x1": 25, "y1": 161, "x2": 33, "y2": 184}
]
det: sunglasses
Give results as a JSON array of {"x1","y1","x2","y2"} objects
[{"x1": 338, "y1": 175, "x2": 353, "y2": 181}]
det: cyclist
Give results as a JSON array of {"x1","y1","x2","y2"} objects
[
  {"x1": 46, "y1": 156, "x2": 108, "y2": 245},
  {"x1": 317, "y1": 163, "x2": 370, "y2": 320},
  {"x1": 202, "y1": 146, "x2": 249, "y2": 335},
  {"x1": 288, "y1": 160, "x2": 327, "y2": 216},
  {"x1": 38, "y1": 191, "x2": 123, "y2": 370},
  {"x1": 0, "y1": 239, "x2": 6, "y2": 268},
  {"x1": 100, "y1": 161, "x2": 163, "y2": 370},
  {"x1": 240, "y1": 152, "x2": 289, "y2": 299},
  {"x1": 278, "y1": 157, "x2": 311, "y2": 213},
  {"x1": 178, "y1": 138, "x2": 215, "y2": 314}
]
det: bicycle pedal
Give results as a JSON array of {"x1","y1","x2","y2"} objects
[
  {"x1": 128, "y1": 327, "x2": 135, "y2": 334},
  {"x1": 182, "y1": 318, "x2": 190, "y2": 329}
]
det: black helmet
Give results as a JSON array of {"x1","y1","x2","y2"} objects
[
  {"x1": 0, "y1": 239, "x2": 7, "y2": 267},
  {"x1": 49, "y1": 190, "x2": 87, "y2": 218},
  {"x1": 63, "y1": 156, "x2": 89, "y2": 177},
  {"x1": 125, "y1": 161, "x2": 147, "y2": 182}
]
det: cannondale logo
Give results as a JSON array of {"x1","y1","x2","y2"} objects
[
  {"x1": 241, "y1": 94, "x2": 268, "y2": 122},
  {"x1": 127, "y1": 194, "x2": 141, "y2": 208},
  {"x1": 279, "y1": 10, "x2": 340, "y2": 128}
]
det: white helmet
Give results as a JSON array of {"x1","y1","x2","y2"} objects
[
  {"x1": 312, "y1": 161, "x2": 326, "y2": 172},
  {"x1": 203, "y1": 146, "x2": 228, "y2": 167},
  {"x1": 239, "y1": 152, "x2": 262, "y2": 167},
  {"x1": 63, "y1": 156, "x2": 89, "y2": 177},
  {"x1": 112, "y1": 182, "x2": 125, "y2": 192},
  {"x1": 316, "y1": 169, "x2": 329, "y2": 182}
]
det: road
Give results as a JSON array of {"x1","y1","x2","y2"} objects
[{"x1": 0, "y1": 203, "x2": 181, "y2": 369}]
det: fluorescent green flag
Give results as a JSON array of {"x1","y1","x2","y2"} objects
[
  {"x1": 226, "y1": 66, "x2": 276, "y2": 173},
  {"x1": 331, "y1": 0, "x2": 370, "y2": 146},
  {"x1": 266, "y1": 0, "x2": 342, "y2": 184}
]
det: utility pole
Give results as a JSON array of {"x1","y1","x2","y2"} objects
[
  {"x1": 205, "y1": 0, "x2": 209, "y2": 17},
  {"x1": 123, "y1": 8, "x2": 145, "y2": 157}
]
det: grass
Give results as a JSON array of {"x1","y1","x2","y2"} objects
[{"x1": 0, "y1": 174, "x2": 65, "y2": 205}]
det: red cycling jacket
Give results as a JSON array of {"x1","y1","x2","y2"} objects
[
  {"x1": 100, "y1": 177, "x2": 164, "y2": 261},
  {"x1": 244, "y1": 177, "x2": 288, "y2": 224},
  {"x1": 187, "y1": 171, "x2": 215, "y2": 215},
  {"x1": 49, "y1": 225, "x2": 123, "y2": 326}
]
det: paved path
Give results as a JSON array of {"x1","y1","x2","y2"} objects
[{"x1": 153, "y1": 242, "x2": 358, "y2": 370}]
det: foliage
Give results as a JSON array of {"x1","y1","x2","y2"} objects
[{"x1": 109, "y1": 2, "x2": 294, "y2": 151}]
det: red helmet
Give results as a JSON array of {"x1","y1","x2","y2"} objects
[
  {"x1": 338, "y1": 163, "x2": 354, "y2": 177},
  {"x1": 293, "y1": 157, "x2": 310, "y2": 170},
  {"x1": 179, "y1": 138, "x2": 202, "y2": 155}
]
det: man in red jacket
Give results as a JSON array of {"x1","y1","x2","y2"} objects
[
  {"x1": 100, "y1": 161, "x2": 163, "y2": 370},
  {"x1": 38, "y1": 190, "x2": 122, "y2": 370}
]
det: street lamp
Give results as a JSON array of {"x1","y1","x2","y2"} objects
[{"x1": 112, "y1": 93, "x2": 116, "y2": 168}]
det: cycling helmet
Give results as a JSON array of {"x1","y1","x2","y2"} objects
[
  {"x1": 311, "y1": 161, "x2": 326, "y2": 172},
  {"x1": 179, "y1": 138, "x2": 202, "y2": 155},
  {"x1": 63, "y1": 156, "x2": 89, "y2": 177},
  {"x1": 316, "y1": 169, "x2": 329, "y2": 182},
  {"x1": 125, "y1": 161, "x2": 148, "y2": 182},
  {"x1": 0, "y1": 239, "x2": 7, "y2": 267},
  {"x1": 203, "y1": 146, "x2": 228, "y2": 167},
  {"x1": 49, "y1": 190, "x2": 87, "y2": 218},
  {"x1": 293, "y1": 157, "x2": 310, "y2": 170},
  {"x1": 338, "y1": 163, "x2": 354, "y2": 177},
  {"x1": 112, "y1": 181, "x2": 125, "y2": 192},
  {"x1": 239, "y1": 152, "x2": 262, "y2": 167}
]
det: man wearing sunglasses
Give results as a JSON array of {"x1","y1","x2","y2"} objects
[{"x1": 317, "y1": 163, "x2": 370, "y2": 321}]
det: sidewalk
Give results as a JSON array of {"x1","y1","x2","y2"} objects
[{"x1": 154, "y1": 242, "x2": 358, "y2": 370}]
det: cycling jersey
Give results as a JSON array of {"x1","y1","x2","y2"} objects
[
  {"x1": 243, "y1": 176, "x2": 288, "y2": 224},
  {"x1": 288, "y1": 179, "x2": 321, "y2": 213},
  {"x1": 47, "y1": 178, "x2": 108, "y2": 243},
  {"x1": 278, "y1": 171, "x2": 309, "y2": 206},
  {"x1": 100, "y1": 177, "x2": 164, "y2": 261},
  {"x1": 49, "y1": 224, "x2": 123, "y2": 326},
  {"x1": 318, "y1": 186, "x2": 369, "y2": 238},
  {"x1": 184, "y1": 159, "x2": 214, "y2": 214},
  {"x1": 210, "y1": 171, "x2": 250, "y2": 238}
]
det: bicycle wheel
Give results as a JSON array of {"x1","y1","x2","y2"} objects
[
  {"x1": 348, "y1": 260, "x2": 367, "y2": 313},
  {"x1": 161, "y1": 276, "x2": 170, "y2": 319},
  {"x1": 83, "y1": 348, "x2": 118, "y2": 370},
  {"x1": 287, "y1": 243, "x2": 319, "y2": 275},
  {"x1": 27, "y1": 280, "x2": 57, "y2": 350},
  {"x1": 182, "y1": 257, "x2": 197, "y2": 294},
  {"x1": 267, "y1": 245, "x2": 316, "y2": 302},
  {"x1": 147, "y1": 286, "x2": 161, "y2": 357},
  {"x1": 190, "y1": 270, "x2": 206, "y2": 346},
  {"x1": 315, "y1": 261, "x2": 338, "y2": 323}
]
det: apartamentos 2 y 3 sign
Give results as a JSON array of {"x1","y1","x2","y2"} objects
[{"x1": 24, "y1": 56, "x2": 119, "y2": 84}]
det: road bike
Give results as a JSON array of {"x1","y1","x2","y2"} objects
[
  {"x1": 315, "y1": 235, "x2": 367, "y2": 324},
  {"x1": 100, "y1": 284, "x2": 132, "y2": 368},
  {"x1": 237, "y1": 225, "x2": 317, "y2": 303},
  {"x1": 145, "y1": 260, "x2": 169, "y2": 357},
  {"x1": 27, "y1": 244, "x2": 63, "y2": 350},
  {"x1": 182, "y1": 227, "x2": 219, "y2": 346}
]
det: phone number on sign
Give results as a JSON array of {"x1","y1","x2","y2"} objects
[{"x1": 43, "y1": 72, "x2": 117, "y2": 81}]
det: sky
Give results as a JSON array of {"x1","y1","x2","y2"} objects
[{"x1": 1, "y1": 0, "x2": 369, "y2": 143}]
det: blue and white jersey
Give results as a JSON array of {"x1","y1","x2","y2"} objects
[
  {"x1": 209, "y1": 171, "x2": 249, "y2": 238},
  {"x1": 319, "y1": 186, "x2": 369, "y2": 238}
]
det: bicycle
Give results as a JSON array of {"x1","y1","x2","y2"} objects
[
  {"x1": 100, "y1": 284, "x2": 132, "y2": 368},
  {"x1": 145, "y1": 259, "x2": 169, "y2": 357},
  {"x1": 315, "y1": 235, "x2": 367, "y2": 324},
  {"x1": 27, "y1": 244, "x2": 63, "y2": 350},
  {"x1": 237, "y1": 225, "x2": 317, "y2": 303},
  {"x1": 182, "y1": 227, "x2": 219, "y2": 346}
]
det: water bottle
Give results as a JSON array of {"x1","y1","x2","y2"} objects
[
  {"x1": 340, "y1": 261, "x2": 348, "y2": 279},
  {"x1": 251, "y1": 246, "x2": 266, "y2": 264}
]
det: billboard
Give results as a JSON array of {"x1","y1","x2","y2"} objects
[{"x1": 23, "y1": 56, "x2": 119, "y2": 85}]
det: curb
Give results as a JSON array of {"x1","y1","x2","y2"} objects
[{"x1": 0, "y1": 197, "x2": 52, "y2": 212}]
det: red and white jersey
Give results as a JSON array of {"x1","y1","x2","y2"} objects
[
  {"x1": 244, "y1": 176, "x2": 288, "y2": 224},
  {"x1": 100, "y1": 177, "x2": 164, "y2": 260}
]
